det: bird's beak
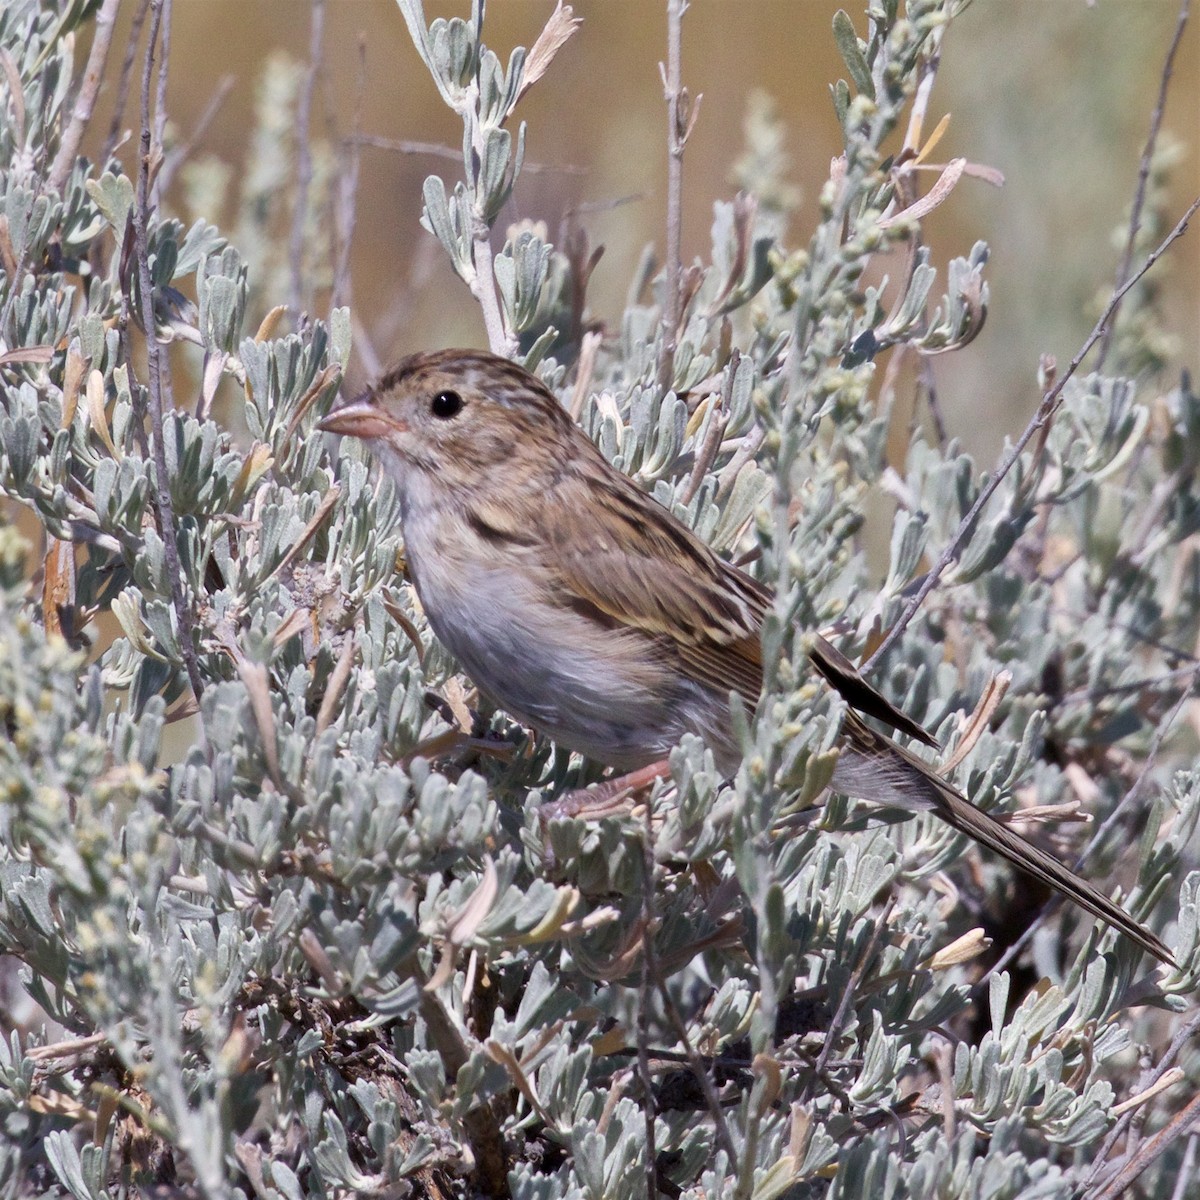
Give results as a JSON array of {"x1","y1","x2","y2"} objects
[{"x1": 317, "y1": 394, "x2": 402, "y2": 440}]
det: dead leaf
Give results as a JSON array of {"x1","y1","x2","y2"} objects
[
  {"x1": 0, "y1": 346, "x2": 54, "y2": 366},
  {"x1": 270, "y1": 483, "x2": 341, "y2": 579},
  {"x1": 282, "y1": 362, "x2": 342, "y2": 445},
  {"x1": 446, "y1": 857, "x2": 500, "y2": 948},
  {"x1": 85, "y1": 369, "x2": 121, "y2": 459},
  {"x1": 254, "y1": 305, "x2": 288, "y2": 343},
  {"x1": 879, "y1": 157, "x2": 966, "y2": 229},
  {"x1": 517, "y1": 4, "x2": 582, "y2": 105},
  {"x1": 42, "y1": 539, "x2": 74, "y2": 639},
  {"x1": 315, "y1": 630, "x2": 356, "y2": 737},
  {"x1": 61, "y1": 345, "x2": 87, "y2": 428},
  {"x1": 226, "y1": 647, "x2": 285, "y2": 793}
]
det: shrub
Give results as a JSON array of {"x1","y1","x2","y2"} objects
[{"x1": 0, "y1": 1, "x2": 1197, "y2": 1197}]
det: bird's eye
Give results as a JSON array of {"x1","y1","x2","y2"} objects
[{"x1": 431, "y1": 390, "x2": 464, "y2": 419}]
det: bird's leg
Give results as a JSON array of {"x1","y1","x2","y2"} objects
[{"x1": 539, "y1": 759, "x2": 673, "y2": 823}]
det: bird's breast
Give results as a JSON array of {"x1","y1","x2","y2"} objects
[{"x1": 400, "y1": 507, "x2": 731, "y2": 769}]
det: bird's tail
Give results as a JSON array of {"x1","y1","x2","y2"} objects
[{"x1": 831, "y1": 709, "x2": 1174, "y2": 967}]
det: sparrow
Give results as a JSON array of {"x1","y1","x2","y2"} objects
[{"x1": 319, "y1": 348, "x2": 1173, "y2": 966}]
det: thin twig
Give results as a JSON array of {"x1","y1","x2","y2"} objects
[
  {"x1": 1086, "y1": 1090, "x2": 1200, "y2": 1200},
  {"x1": 149, "y1": 0, "x2": 171, "y2": 208},
  {"x1": 1090, "y1": 1007, "x2": 1200, "y2": 1183},
  {"x1": 289, "y1": 0, "x2": 324, "y2": 319},
  {"x1": 1169, "y1": 1132, "x2": 1199, "y2": 1200},
  {"x1": 27, "y1": 1032, "x2": 108, "y2": 1063},
  {"x1": 130, "y1": 0, "x2": 205, "y2": 704},
  {"x1": 716, "y1": 425, "x2": 765, "y2": 502},
  {"x1": 865, "y1": 194, "x2": 1200, "y2": 673},
  {"x1": 350, "y1": 308, "x2": 383, "y2": 381},
  {"x1": 103, "y1": 0, "x2": 151, "y2": 163},
  {"x1": 656, "y1": 0, "x2": 689, "y2": 392},
  {"x1": 918, "y1": 355, "x2": 949, "y2": 449},
  {"x1": 1095, "y1": 0, "x2": 1190, "y2": 372},
  {"x1": 1073, "y1": 660, "x2": 1194, "y2": 849},
  {"x1": 637, "y1": 793, "x2": 659, "y2": 1200},
  {"x1": 351, "y1": 134, "x2": 481, "y2": 163},
  {"x1": 156, "y1": 73, "x2": 235, "y2": 199},
  {"x1": 1059, "y1": 662, "x2": 1200, "y2": 707},
  {"x1": 653, "y1": 975, "x2": 737, "y2": 1162},
  {"x1": 900, "y1": 21, "x2": 944, "y2": 156},
  {"x1": 1052, "y1": 607, "x2": 1200, "y2": 670},
  {"x1": 331, "y1": 36, "x2": 367, "y2": 312},
  {"x1": 48, "y1": 0, "x2": 122, "y2": 193},
  {"x1": 348, "y1": 132, "x2": 587, "y2": 176},
  {"x1": 803, "y1": 897, "x2": 895, "y2": 1102}
]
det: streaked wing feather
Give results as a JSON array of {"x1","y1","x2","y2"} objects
[
  {"x1": 676, "y1": 631, "x2": 763, "y2": 700},
  {"x1": 543, "y1": 467, "x2": 766, "y2": 699},
  {"x1": 809, "y1": 634, "x2": 939, "y2": 748}
]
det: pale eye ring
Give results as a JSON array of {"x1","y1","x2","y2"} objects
[{"x1": 431, "y1": 390, "x2": 464, "y2": 419}]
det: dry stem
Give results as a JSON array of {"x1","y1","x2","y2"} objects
[
  {"x1": 130, "y1": 0, "x2": 205, "y2": 704},
  {"x1": 48, "y1": 0, "x2": 122, "y2": 192},
  {"x1": 866, "y1": 193, "x2": 1200, "y2": 673},
  {"x1": 1096, "y1": 0, "x2": 1191, "y2": 371}
]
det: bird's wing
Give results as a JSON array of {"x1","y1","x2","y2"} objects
[
  {"x1": 533, "y1": 466, "x2": 767, "y2": 700},
  {"x1": 808, "y1": 634, "x2": 940, "y2": 748},
  {"x1": 531, "y1": 458, "x2": 947, "y2": 738}
]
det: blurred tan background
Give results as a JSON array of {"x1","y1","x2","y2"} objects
[{"x1": 99, "y1": 0, "x2": 1200, "y2": 461}]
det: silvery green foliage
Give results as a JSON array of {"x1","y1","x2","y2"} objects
[{"x1": 0, "y1": 0, "x2": 1197, "y2": 1197}]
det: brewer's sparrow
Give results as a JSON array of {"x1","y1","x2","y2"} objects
[{"x1": 319, "y1": 348, "x2": 1172, "y2": 965}]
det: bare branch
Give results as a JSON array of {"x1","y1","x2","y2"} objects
[
  {"x1": 331, "y1": 35, "x2": 367, "y2": 312},
  {"x1": 637, "y1": 794, "x2": 659, "y2": 1200},
  {"x1": 1086, "y1": 1089, "x2": 1200, "y2": 1200},
  {"x1": 103, "y1": 0, "x2": 151, "y2": 163},
  {"x1": 980, "y1": 658, "x2": 1199, "y2": 985},
  {"x1": 48, "y1": 0, "x2": 122, "y2": 193},
  {"x1": 1169, "y1": 1133, "x2": 1200, "y2": 1200},
  {"x1": 348, "y1": 132, "x2": 586, "y2": 176},
  {"x1": 149, "y1": 0, "x2": 172, "y2": 208},
  {"x1": 865, "y1": 192, "x2": 1200, "y2": 672},
  {"x1": 156, "y1": 73, "x2": 234, "y2": 199},
  {"x1": 653, "y1": 960, "x2": 738, "y2": 1164},
  {"x1": 289, "y1": 0, "x2": 324, "y2": 319},
  {"x1": 901, "y1": 15, "x2": 946, "y2": 157},
  {"x1": 130, "y1": 0, "x2": 205, "y2": 704},
  {"x1": 802, "y1": 898, "x2": 895, "y2": 1103},
  {"x1": 656, "y1": 0, "x2": 691, "y2": 392},
  {"x1": 1096, "y1": 0, "x2": 1190, "y2": 372}
]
